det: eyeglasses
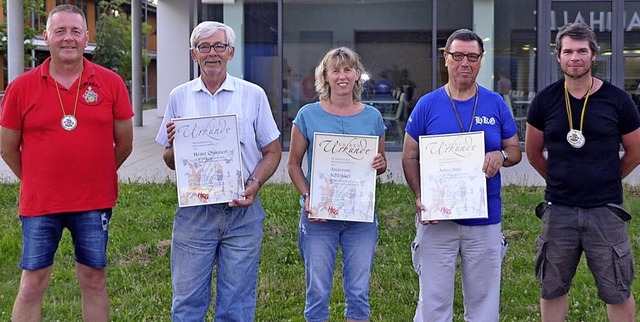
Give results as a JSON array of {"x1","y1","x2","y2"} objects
[
  {"x1": 195, "y1": 43, "x2": 230, "y2": 54},
  {"x1": 446, "y1": 51, "x2": 482, "y2": 62}
]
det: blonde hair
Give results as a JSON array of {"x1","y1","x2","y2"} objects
[{"x1": 314, "y1": 47, "x2": 364, "y2": 102}]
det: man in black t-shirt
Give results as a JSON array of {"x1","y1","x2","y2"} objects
[{"x1": 526, "y1": 22, "x2": 640, "y2": 321}]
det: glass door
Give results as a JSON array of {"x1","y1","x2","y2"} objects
[{"x1": 282, "y1": 0, "x2": 432, "y2": 150}]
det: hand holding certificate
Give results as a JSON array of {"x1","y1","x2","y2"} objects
[
  {"x1": 419, "y1": 131, "x2": 488, "y2": 221},
  {"x1": 309, "y1": 133, "x2": 378, "y2": 222},
  {"x1": 172, "y1": 114, "x2": 244, "y2": 207}
]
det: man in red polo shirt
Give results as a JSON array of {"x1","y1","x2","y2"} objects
[{"x1": 0, "y1": 4, "x2": 133, "y2": 321}]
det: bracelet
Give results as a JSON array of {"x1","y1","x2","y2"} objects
[
  {"x1": 302, "y1": 192, "x2": 310, "y2": 199},
  {"x1": 249, "y1": 176, "x2": 262, "y2": 187}
]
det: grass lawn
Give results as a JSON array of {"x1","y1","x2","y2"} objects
[{"x1": 1, "y1": 182, "x2": 639, "y2": 321}]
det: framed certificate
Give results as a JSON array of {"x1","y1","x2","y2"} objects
[
  {"x1": 418, "y1": 131, "x2": 488, "y2": 221},
  {"x1": 309, "y1": 132, "x2": 378, "y2": 222},
  {"x1": 172, "y1": 114, "x2": 244, "y2": 207}
]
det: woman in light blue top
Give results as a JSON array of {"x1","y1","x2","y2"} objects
[{"x1": 287, "y1": 47, "x2": 387, "y2": 322}]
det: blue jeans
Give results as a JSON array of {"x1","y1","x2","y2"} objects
[
  {"x1": 171, "y1": 197, "x2": 265, "y2": 322},
  {"x1": 20, "y1": 209, "x2": 112, "y2": 270},
  {"x1": 298, "y1": 210, "x2": 378, "y2": 322}
]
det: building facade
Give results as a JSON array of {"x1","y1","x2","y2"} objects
[
  {"x1": 1, "y1": 0, "x2": 158, "y2": 100},
  {"x1": 157, "y1": 0, "x2": 640, "y2": 150},
  {"x1": 7, "y1": 1, "x2": 637, "y2": 148}
]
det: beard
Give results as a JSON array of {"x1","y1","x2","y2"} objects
[{"x1": 562, "y1": 64, "x2": 592, "y2": 80}]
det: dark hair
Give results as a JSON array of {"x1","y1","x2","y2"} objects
[
  {"x1": 555, "y1": 22, "x2": 599, "y2": 57},
  {"x1": 445, "y1": 28, "x2": 484, "y2": 54},
  {"x1": 46, "y1": 4, "x2": 87, "y2": 31}
]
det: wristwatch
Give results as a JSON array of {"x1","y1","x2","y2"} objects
[{"x1": 500, "y1": 150, "x2": 509, "y2": 162}]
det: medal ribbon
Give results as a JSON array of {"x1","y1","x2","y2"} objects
[
  {"x1": 54, "y1": 69, "x2": 83, "y2": 123},
  {"x1": 564, "y1": 77, "x2": 594, "y2": 134},
  {"x1": 447, "y1": 83, "x2": 479, "y2": 132}
]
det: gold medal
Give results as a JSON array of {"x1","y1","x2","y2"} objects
[{"x1": 564, "y1": 78, "x2": 593, "y2": 149}]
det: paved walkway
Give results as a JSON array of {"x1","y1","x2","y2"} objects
[{"x1": 2, "y1": 108, "x2": 640, "y2": 187}]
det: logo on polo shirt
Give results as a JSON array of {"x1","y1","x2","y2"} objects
[{"x1": 83, "y1": 86, "x2": 99, "y2": 103}]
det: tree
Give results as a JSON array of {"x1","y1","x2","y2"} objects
[
  {"x1": 92, "y1": 0, "x2": 151, "y2": 81},
  {"x1": 0, "y1": 0, "x2": 46, "y2": 63}
]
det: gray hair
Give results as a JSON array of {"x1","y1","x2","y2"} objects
[
  {"x1": 315, "y1": 47, "x2": 365, "y2": 103},
  {"x1": 46, "y1": 4, "x2": 87, "y2": 31},
  {"x1": 190, "y1": 21, "x2": 236, "y2": 48},
  {"x1": 555, "y1": 22, "x2": 599, "y2": 57},
  {"x1": 445, "y1": 28, "x2": 484, "y2": 54}
]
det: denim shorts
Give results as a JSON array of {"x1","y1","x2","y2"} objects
[
  {"x1": 534, "y1": 202, "x2": 634, "y2": 304},
  {"x1": 20, "y1": 209, "x2": 112, "y2": 270}
]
